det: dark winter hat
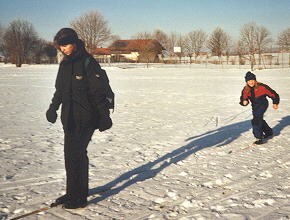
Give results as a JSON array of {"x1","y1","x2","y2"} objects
[
  {"x1": 53, "y1": 28, "x2": 79, "y2": 46},
  {"x1": 245, "y1": 71, "x2": 256, "y2": 82}
]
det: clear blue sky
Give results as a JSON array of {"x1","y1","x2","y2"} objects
[{"x1": 0, "y1": 0, "x2": 289, "y2": 42}]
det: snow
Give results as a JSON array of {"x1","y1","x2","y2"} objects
[{"x1": 0, "y1": 63, "x2": 289, "y2": 220}]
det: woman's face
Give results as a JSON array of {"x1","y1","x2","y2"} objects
[
  {"x1": 247, "y1": 80, "x2": 256, "y2": 87},
  {"x1": 60, "y1": 44, "x2": 75, "y2": 56}
]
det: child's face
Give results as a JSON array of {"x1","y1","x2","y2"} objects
[
  {"x1": 60, "y1": 44, "x2": 75, "y2": 56},
  {"x1": 247, "y1": 80, "x2": 256, "y2": 87}
]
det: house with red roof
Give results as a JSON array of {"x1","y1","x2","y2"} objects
[
  {"x1": 94, "y1": 39, "x2": 164, "y2": 63},
  {"x1": 94, "y1": 48, "x2": 111, "y2": 63}
]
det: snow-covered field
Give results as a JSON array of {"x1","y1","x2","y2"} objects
[{"x1": 0, "y1": 63, "x2": 289, "y2": 220}]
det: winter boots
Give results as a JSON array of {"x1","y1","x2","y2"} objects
[
  {"x1": 50, "y1": 194, "x2": 87, "y2": 209},
  {"x1": 254, "y1": 139, "x2": 264, "y2": 145},
  {"x1": 50, "y1": 194, "x2": 69, "y2": 207},
  {"x1": 62, "y1": 198, "x2": 87, "y2": 209}
]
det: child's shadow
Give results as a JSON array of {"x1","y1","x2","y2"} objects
[
  {"x1": 88, "y1": 116, "x2": 290, "y2": 204},
  {"x1": 272, "y1": 115, "x2": 290, "y2": 136}
]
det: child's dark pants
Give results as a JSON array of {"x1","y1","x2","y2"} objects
[{"x1": 251, "y1": 101, "x2": 272, "y2": 139}]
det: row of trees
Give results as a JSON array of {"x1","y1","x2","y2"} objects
[
  {"x1": 66, "y1": 10, "x2": 290, "y2": 70},
  {"x1": 0, "y1": 10, "x2": 289, "y2": 68},
  {"x1": 133, "y1": 24, "x2": 289, "y2": 69},
  {"x1": 0, "y1": 20, "x2": 57, "y2": 67},
  {"x1": 0, "y1": 10, "x2": 116, "y2": 67}
]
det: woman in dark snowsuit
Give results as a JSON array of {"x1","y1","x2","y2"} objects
[
  {"x1": 240, "y1": 71, "x2": 279, "y2": 145},
  {"x1": 46, "y1": 28, "x2": 112, "y2": 209}
]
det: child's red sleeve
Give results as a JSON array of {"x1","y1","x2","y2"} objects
[{"x1": 239, "y1": 87, "x2": 249, "y2": 105}]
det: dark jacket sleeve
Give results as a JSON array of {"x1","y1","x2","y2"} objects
[
  {"x1": 49, "y1": 65, "x2": 63, "y2": 111},
  {"x1": 261, "y1": 83, "x2": 280, "y2": 105},
  {"x1": 85, "y1": 57, "x2": 109, "y2": 112}
]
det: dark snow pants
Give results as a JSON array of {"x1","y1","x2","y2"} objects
[
  {"x1": 251, "y1": 118, "x2": 273, "y2": 139},
  {"x1": 251, "y1": 101, "x2": 272, "y2": 139},
  {"x1": 64, "y1": 127, "x2": 95, "y2": 201}
]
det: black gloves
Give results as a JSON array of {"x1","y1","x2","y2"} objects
[
  {"x1": 46, "y1": 107, "x2": 57, "y2": 123},
  {"x1": 99, "y1": 114, "x2": 112, "y2": 132},
  {"x1": 97, "y1": 102, "x2": 112, "y2": 132}
]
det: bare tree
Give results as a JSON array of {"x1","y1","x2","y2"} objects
[
  {"x1": 167, "y1": 32, "x2": 179, "y2": 55},
  {"x1": 255, "y1": 25, "x2": 271, "y2": 65},
  {"x1": 3, "y1": 19, "x2": 39, "y2": 67},
  {"x1": 185, "y1": 30, "x2": 207, "y2": 63},
  {"x1": 0, "y1": 23, "x2": 5, "y2": 56},
  {"x1": 240, "y1": 22, "x2": 258, "y2": 70},
  {"x1": 131, "y1": 30, "x2": 187, "y2": 62},
  {"x1": 106, "y1": 34, "x2": 120, "y2": 47},
  {"x1": 131, "y1": 32, "x2": 153, "y2": 65},
  {"x1": 207, "y1": 27, "x2": 230, "y2": 63},
  {"x1": 277, "y1": 28, "x2": 290, "y2": 51},
  {"x1": 152, "y1": 29, "x2": 169, "y2": 50},
  {"x1": 32, "y1": 39, "x2": 46, "y2": 64},
  {"x1": 225, "y1": 37, "x2": 233, "y2": 64},
  {"x1": 131, "y1": 31, "x2": 152, "y2": 39},
  {"x1": 71, "y1": 10, "x2": 112, "y2": 54},
  {"x1": 240, "y1": 22, "x2": 272, "y2": 69},
  {"x1": 183, "y1": 35, "x2": 194, "y2": 63},
  {"x1": 0, "y1": 23, "x2": 4, "y2": 44},
  {"x1": 235, "y1": 40, "x2": 247, "y2": 65},
  {"x1": 176, "y1": 34, "x2": 186, "y2": 62},
  {"x1": 277, "y1": 27, "x2": 290, "y2": 67},
  {"x1": 131, "y1": 39, "x2": 163, "y2": 67},
  {"x1": 43, "y1": 42, "x2": 57, "y2": 64}
]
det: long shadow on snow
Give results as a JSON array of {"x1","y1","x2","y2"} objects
[
  {"x1": 88, "y1": 117, "x2": 290, "y2": 204},
  {"x1": 272, "y1": 115, "x2": 290, "y2": 136}
]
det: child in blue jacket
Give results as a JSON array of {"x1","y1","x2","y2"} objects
[{"x1": 240, "y1": 71, "x2": 279, "y2": 144}]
